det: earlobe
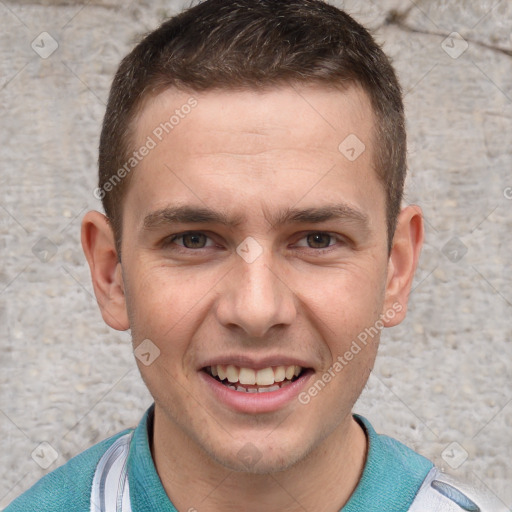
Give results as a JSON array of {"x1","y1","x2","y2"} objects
[
  {"x1": 81, "y1": 210, "x2": 130, "y2": 331},
  {"x1": 383, "y1": 205, "x2": 424, "y2": 327}
]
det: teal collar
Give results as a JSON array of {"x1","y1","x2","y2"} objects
[{"x1": 126, "y1": 406, "x2": 432, "y2": 512}]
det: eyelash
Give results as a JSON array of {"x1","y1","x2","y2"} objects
[{"x1": 162, "y1": 231, "x2": 347, "y2": 254}]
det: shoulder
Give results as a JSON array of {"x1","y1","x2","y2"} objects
[
  {"x1": 343, "y1": 415, "x2": 433, "y2": 511},
  {"x1": 4, "y1": 429, "x2": 133, "y2": 512},
  {"x1": 351, "y1": 416, "x2": 506, "y2": 512},
  {"x1": 355, "y1": 414, "x2": 434, "y2": 481},
  {"x1": 409, "y1": 466, "x2": 508, "y2": 512}
]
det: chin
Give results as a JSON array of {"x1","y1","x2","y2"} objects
[
  {"x1": 207, "y1": 438, "x2": 313, "y2": 475},
  {"x1": 218, "y1": 454, "x2": 300, "y2": 475}
]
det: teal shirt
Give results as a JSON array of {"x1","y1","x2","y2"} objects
[{"x1": 5, "y1": 405, "x2": 433, "y2": 511}]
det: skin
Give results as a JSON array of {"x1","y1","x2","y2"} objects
[{"x1": 82, "y1": 84, "x2": 423, "y2": 512}]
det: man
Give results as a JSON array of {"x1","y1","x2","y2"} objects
[{"x1": 5, "y1": 0, "x2": 503, "y2": 510}]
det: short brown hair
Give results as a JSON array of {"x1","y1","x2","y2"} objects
[{"x1": 98, "y1": 0, "x2": 406, "y2": 258}]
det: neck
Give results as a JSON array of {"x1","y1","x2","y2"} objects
[{"x1": 151, "y1": 407, "x2": 367, "y2": 512}]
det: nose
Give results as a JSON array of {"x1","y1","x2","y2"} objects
[{"x1": 214, "y1": 246, "x2": 297, "y2": 338}]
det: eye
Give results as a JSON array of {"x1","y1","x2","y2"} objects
[
  {"x1": 165, "y1": 232, "x2": 214, "y2": 249},
  {"x1": 295, "y1": 232, "x2": 339, "y2": 250}
]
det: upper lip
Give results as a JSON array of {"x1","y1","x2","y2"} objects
[{"x1": 199, "y1": 355, "x2": 313, "y2": 371}]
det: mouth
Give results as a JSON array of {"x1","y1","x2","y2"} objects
[{"x1": 202, "y1": 364, "x2": 307, "y2": 393}]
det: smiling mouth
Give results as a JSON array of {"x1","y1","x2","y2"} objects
[{"x1": 203, "y1": 364, "x2": 307, "y2": 393}]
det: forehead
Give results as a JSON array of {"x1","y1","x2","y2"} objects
[
  {"x1": 135, "y1": 84, "x2": 374, "y2": 152},
  {"x1": 124, "y1": 84, "x2": 384, "y2": 233}
]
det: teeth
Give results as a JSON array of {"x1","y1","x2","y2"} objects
[
  {"x1": 239, "y1": 367, "x2": 256, "y2": 385},
  {"x1": 274, "y1": 366, "x2": 286, "y2": 382},
  {"x1": 233, "y1": 383, "x2": 290, "y2": 393},
  {"x1": 217, "y1": 365, "x2": 227, "y2": 381},
  {"x1": 285, "y1": 366, "x2": 295, "y2": 380},
  {"x1": 226, "y1": 365, "x2": 238, "y2": 383},
  {"x1": 256, "y1": 367, "x2": 275, "y2": 386},
  {"x1": 208, "y1": 364, "x2": 303, "y2": 387}
]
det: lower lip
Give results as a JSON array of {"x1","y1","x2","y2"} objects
[{"x1": 199, "y1": 370, "x2": 314, "y2": 414}]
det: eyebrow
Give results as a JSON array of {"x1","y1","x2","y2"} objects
[{"x1": 142, "y1": 204, "x2": 370, "y2": 232}]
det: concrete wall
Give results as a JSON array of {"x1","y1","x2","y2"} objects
[{"x1": 1, "y1": 0, "x2": 511, "y2": 508}]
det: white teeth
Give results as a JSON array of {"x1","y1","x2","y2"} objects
[
  {"x1": 239, "y1": 367, "x2": 256, "y2": 385},
  {"x1": 226, "y1": 365, "x2": 238, "y2": 383},
  {"x1": 274, "y1": 366, "x2": 286, "y2": 382},
  {"x1": 209, "y1": 364, "x2": 303, "y2": 388},
  {"x1": 217, "y1": 365, "x2": 227, "y2": 381},
  {"x1": 256, "y1": 367, "x2": 275, "y2": 386}
]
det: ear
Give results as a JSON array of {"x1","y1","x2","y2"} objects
[
  {"x1": 382, "y1": 205, "x2": 424, "y2": 327},
  {"x1": 81, "y1": 210, "x2": 130, "y2": 331}
]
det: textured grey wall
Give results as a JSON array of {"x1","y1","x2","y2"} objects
[{"x1": 1, "y1": 0, "x2": 511, "y2": 509}]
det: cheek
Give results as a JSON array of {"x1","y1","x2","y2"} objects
[
  {"x1": 299, "y1": 271, "x2": 384, "y2": 411},
  {"x1": 123, "y1": 263, "x2": 221, "y2": 368},
  {"x1": 124, "y1": 266, "x2": 204, "y2": 407},
  {"x1": 294, "y1": 263, "x2": 387, "y2": 342},
  {"x1": 125, "y1": 265, "x2": 196, "y2": 332}
]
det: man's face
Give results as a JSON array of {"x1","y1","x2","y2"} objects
[{"x1": 119, "y1": 85, "x2": 393, "y2": 472}]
